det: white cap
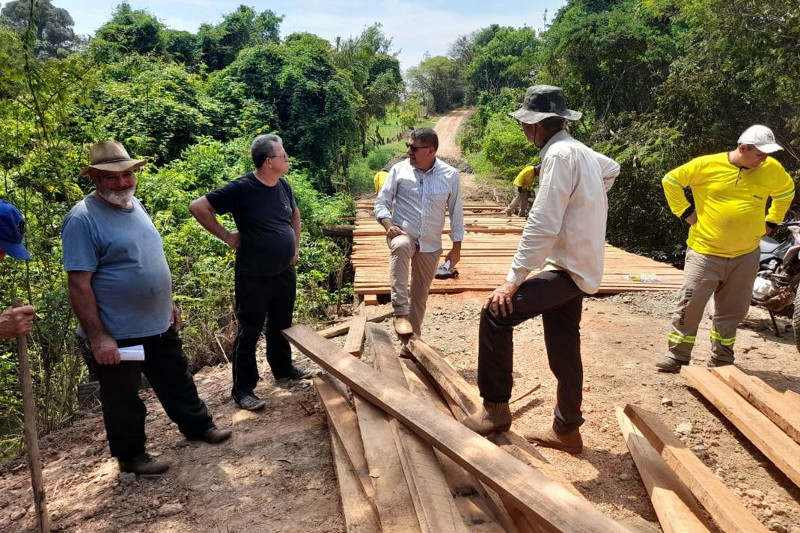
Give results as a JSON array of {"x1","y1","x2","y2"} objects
[{"x1": 737, "y1": 125, "x2": 783, "y2": 154}]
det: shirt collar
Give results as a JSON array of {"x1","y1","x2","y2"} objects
[
  {"x1": 413, "y1": 158, "x2": 439, "y2": 175},
  {"x1": 540, "y1": 129, "x2": 571, "y2": 160}
]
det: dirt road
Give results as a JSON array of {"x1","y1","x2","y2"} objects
[{"x1": 433, "y1": 107, "x2": 473, "y2": 158}]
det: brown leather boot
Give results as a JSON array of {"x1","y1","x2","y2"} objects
[
  {"x1": 525, "y1": 427, "x2": 583, "y2": 454},
  {"x1": 394, "y1": 316, "x2": 413, "y2": 336},
  {"x1": 461, "y1": 401, "x2": 511, "y2": 436}
]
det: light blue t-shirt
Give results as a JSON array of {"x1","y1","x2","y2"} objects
[{"x1": 61, "y1": 195, "x2": 173, "y2": 339}]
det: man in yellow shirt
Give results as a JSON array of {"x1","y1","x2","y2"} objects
[
  {"x1": 656, "y1": 125, "x2": 795, "y2": 372},
  {"x1": 373, "y1": 170, "x2": 389, "y2": 193},
  {"x1": 504, "y1": 164, "x2": 540, "y2": 217}
]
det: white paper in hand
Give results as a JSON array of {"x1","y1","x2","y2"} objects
[{"x1": 118, "y1": 345, "x2": 145, "y2": 361}]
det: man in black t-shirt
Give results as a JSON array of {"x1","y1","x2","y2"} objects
[{"x1": 189, "y1": 134, "x2": 312, "y2": 411}]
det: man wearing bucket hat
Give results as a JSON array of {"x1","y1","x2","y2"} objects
[
  {"x1": 656, "y1": 125, "x2": 795, "y2": 373},
  {"x1": 62, "y1": 141, "x2": 231, "y2": 476},
  {"x1": 462, "y1": 85, "x2": 619, "y2": 454},
  {"x1": 0, "y1": 200, "x2": 36, "y2": 339}
]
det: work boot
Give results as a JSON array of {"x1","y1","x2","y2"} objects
[
  {"x1": 525, "y1": 427, "x2": 583, "y2": 454},
  {"x1": 655, "y1": 355, "x2": 689, "y2": 373},
  {"x1": 118, "y1": 452, "x2": 170, "y2": 475},
  {"x1": 707, "y1": 357, "x2": 734, "y2": 368},
  {"x1": 461, "y1": 401, "x2": 512, "y2": 436},
  {"x1": 275, "y1": 365, "x2": 314, "y2": 382},
  {"x1": 394, "y1": 316, "x2": 413, "y2": 336}
]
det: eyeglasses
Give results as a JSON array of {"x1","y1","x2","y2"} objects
[
  {"x1": 267, "y1": 154, "x2": 290, "y2": 160},
  {"x1": 406, "y1": 143, "x2": 433, "y2": 152}
]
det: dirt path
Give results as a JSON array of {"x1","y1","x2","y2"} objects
[
  {"x1": 4, "y1": 111, "x2": 800, "y2": 532},
  {"x1": 434, "y1": 107, "x2": 478, "y2": 189}
]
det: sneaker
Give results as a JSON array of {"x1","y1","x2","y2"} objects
[
  {"x1": 707, "y1": 358, "x2": 734, "y2": 368},
  {"x1": 275, "y1": 366, "x2": 314, "y2": 382},
  {"x1": 655, "y1": 355, "x2": 689, "y2": 373},
  {"x1": 118, "y1": 452, "x2": 169, "y2": 475},
  {"x1": 233, "y1": 393, "x2": 266, "y2": 411},
  {"x1": 188, "y1": 426, "x2": 232, "y2": 444}
]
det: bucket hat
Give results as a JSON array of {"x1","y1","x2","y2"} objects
[
  {"x1": 509, "y1": 85, "x2": 582, "y2": 124},
  {"x1": 79, "y1": 141, "x2": 146, "y2": 177}
]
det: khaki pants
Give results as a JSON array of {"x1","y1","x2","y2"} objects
[
  {"x1": 668, "y1": 247, "x2": 759, "y2": 363},
  {"x1": 388, "y1": 234, "x2": 441, "y2": 336}
]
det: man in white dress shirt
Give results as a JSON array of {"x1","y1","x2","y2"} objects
[
  {"x1": 462, "y1": 86, "x2": 620, "y2": 454},
  {"x1": 374, "y1": 128, "x2": 464, "y2": 338}
]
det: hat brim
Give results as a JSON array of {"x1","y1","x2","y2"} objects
[
  {"x1": 79, "y1": 159, "x2": 146, "y2": 177},
  {"x1": 755, "y1": 142, "x2": 783, "y2": 154},
  {"x1": 508, "y1": 108, "x2": 583, "y2": 124},
  {"x1": 0, "y1": 240, "x2": 30, "y2": 260}
]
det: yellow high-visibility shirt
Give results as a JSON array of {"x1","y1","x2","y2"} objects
[
  {"x1": 373, "y1": 171, "x2": 389, "y2": 193},
  {"x1": 513, "y1": 165, "x2": 536, "y2": 189},
  {"x1": 662, "y1": 152, "x2": 795, "y2": 258}
]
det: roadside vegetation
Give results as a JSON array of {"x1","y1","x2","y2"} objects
[{"x1": 1, "y1": 0, "x2": 798, "y2": 460}]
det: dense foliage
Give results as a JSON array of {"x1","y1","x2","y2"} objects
[{"x1": 456, "y1": 0, "x2": 800, "y2": 262}]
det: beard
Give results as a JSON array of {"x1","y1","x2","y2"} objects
[{"x1": 96, "y1": 185, "x2": 136, "y2": 207}]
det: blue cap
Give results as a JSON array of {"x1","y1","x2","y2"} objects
[{"x1": 0, "y1": 200, "x2": 30, "y2": 260}]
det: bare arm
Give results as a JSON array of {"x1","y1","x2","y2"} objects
[
  {"x1": 189, "y1": 196, "x2": 240, "y2": 248},
  {"x1": 291, "y1": 206, "x2": 301, "y2": 264},
  {"x1": 0, "y1": 305, "x2": 35, "y2": 338},
  {"x1": 67, "y1": 271, "x2": 120, "y2": 365},
  {"x1": 444, "y1": 241, "x2": 462, "y2": 268}
]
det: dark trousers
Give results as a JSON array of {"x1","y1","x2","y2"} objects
[
  {"x1": 231, "y1": 267, "x2": 296, "y2": 399},
  {"x1": 478, "y1": 270, "x2": 586, "y2": 434},
  {"x1": 82, "y1": 327, "x2": 214, "y2": 460}
]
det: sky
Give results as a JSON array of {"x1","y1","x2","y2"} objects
[{"x1": 39, "y1": 0, "x2": 568, "y2": 71}]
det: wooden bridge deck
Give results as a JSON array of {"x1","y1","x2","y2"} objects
[{"x1": 353, "y1": 201, "x2": 683, "y2": 304}]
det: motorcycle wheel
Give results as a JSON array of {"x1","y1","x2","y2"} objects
[{"x1": 792, "y1": 286, "x2": 800, "y2": 352}]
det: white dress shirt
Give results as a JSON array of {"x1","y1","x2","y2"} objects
[
  {"x1": 374, "y1": 158, "x2": 464, "y2": 252},
  {"x1": 507, "y1": 130, "x2": 620, "y2": 294}
]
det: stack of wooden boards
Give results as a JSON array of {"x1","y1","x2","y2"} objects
[
  {"x1": 351, "y1": 201, "x2": 684, "y2": 304},
  {"x1": 616, "y1": 365, "x2": 800, "y2": 533},
  {"x1": 286, "y1": 321, "x2": 632, "y2": 532}
]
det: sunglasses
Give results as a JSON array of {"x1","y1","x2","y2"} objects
[{"x1": 406, "y1": 143, "x2": 433, "y2": 152}]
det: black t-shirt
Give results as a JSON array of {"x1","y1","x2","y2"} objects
[{"x1": 206, "y1": 172, "x2": 297, "y2": 276}]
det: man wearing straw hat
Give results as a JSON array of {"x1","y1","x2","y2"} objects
[
  {"x1": 0, "y1": 200, "x2": 35, "y2": 338},
  {"x1": 462, "y1": 86, "x2": 619, "y2": 454},
  {"x1": 62, "y1": 141, "x2": 231, "y2": 476}
]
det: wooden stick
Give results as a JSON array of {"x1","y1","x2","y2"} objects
[{"x1": 13, "y1": 298, "x2": 50, "y2": 533}]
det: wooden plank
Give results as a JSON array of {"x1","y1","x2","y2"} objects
[
  {"x1": 364, "y1": 294, "x2": 379, "y2": 306},
  {"x1": 367, "y1": 324, "x2": 468, "y2": 533},
  {"x1": 401, "y1": 360, "x2": 515, "y2": 533},
  {"x1": 317, "y1": 310, "x2": 393, "y2": 339},
  {"x1": 785, "y1": 389, "x2": 800, "y2": 409},
  {"x1": 343, "y1": 316, "x2": 368, "y2": 357},
  {"x1": 683, "y1": 366, "x2": 800, "y2": 488},
  {"x1": 330, "y1": 430, "x2": 381, "y2": 533},
  {"x1": 711, "y1": 366, "x2": 800, "y2": 445},
  {"x1": 615, "y1": 407, "x2": 712, "y2": 533},
  {"x1": 624, "y1": 404, "x2": 768, "y2": 533},
  {"x1": 354, "y1": 393, "x2": 422, "y2": 532},
  {"x1": 407, "y1": 337, "x2": 482, "y2": 416},
  {"x1": 313, "y1": 377, "x2": 376, "y2": 507},
  {"x1": 284, "y1": 325, "x2": 630, "y2": 533}
]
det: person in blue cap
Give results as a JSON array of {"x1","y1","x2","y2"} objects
[{"x1": 0, "y1": 200, "x2": 35, "y2": 339}]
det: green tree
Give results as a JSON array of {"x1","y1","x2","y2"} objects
[
  {"x1": 198, "y1": 5, "x2": 282, "y2": 71},
  {"x1": 0, "y1": 0, "x2": 78, "y2": 58},
  {"x1": 468, "y1": 26, "x2": 539, "y2": 96},
  {"x1": 93, "y1": 2, "x2": 166, "y2": 57},
  {"x1": 407, "y1": 55, "x2": 465, "y2": 113}
]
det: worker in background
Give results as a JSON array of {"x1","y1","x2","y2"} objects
[{"x1": 504, "y1": 164, "x2": 540, "y2": 217}]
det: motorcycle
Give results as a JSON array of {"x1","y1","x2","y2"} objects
[{"x1": 751, "y1": 221, "x2": 800, "y2": 350}]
